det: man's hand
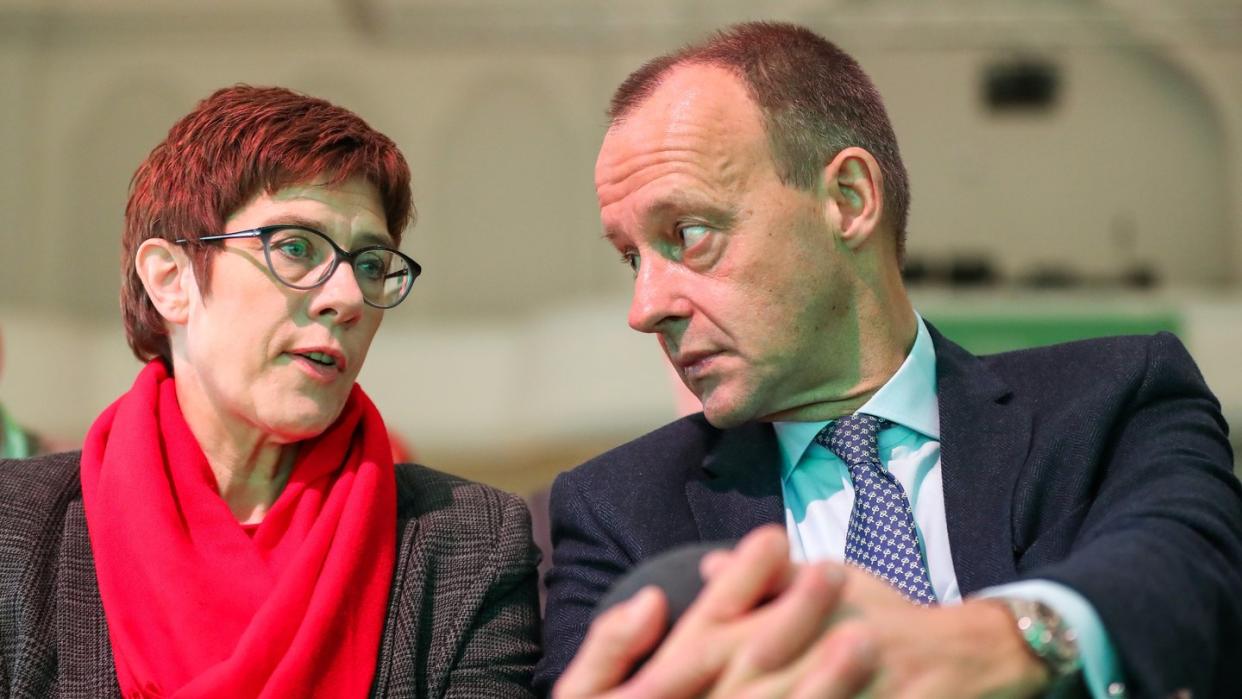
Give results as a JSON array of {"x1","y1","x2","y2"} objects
[
  {"x1": 553, "y1": 526, "x2": 875, "y2": 699},
  {"x1": 554, "y1": 525, "x2": 1050, "y2": 699},
  {"x1": 701, "y1": 542, "x2": 1053, "y2": 699},
  {"x1": 822, "y1": 569, "x2": 1050, "y2": 698}
]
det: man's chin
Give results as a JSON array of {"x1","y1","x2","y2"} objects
[{"x1": 699, "y1": 392, "x2": 755, "y2": 430}]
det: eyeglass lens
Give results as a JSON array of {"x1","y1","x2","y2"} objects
[{"x1": 266, "y1": 228, "x2": 413, "y2": 307}]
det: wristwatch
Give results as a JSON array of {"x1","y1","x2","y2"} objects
[{"x1": 997, "y1": 598, "x2": 1082, "y2": 682}]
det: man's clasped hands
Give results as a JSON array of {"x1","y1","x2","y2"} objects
[{"x1": 556, "y1": 526, "x2": 1049, "y2": 699}]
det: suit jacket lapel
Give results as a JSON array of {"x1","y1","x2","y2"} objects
[
  {"x1": 685, "y1": 421, "x2": 785, "y2": 543},
  {"x1": 930, "y1": 324, "x2": 1032, "y2": 595}
]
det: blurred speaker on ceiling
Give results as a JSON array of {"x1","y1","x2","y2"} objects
[{"x1": 983, "y1": 57, "x2": 1060, "y2": 113}]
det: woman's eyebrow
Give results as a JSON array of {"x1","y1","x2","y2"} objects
[
  {"x1": 353, "y1": 231, "x2": 396, "y2": 247},
  {"x1": 252, "y1": 214, "x2": 325, "y2": 231},
  {"x1": 253, "y1": 215, "x2": 395, "y2": 247}
]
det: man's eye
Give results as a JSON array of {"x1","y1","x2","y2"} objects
[
  {"x1": 677, "y1": 224, "x2": 711, "y2": 249},
  {"x1": 620, "y1": 251, "x2": 640, "y2": 275}
]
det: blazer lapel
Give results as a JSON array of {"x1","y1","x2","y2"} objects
[
  {"x1": 370, "y1": 502, "x2": 422, "y2": 698},
  {"x1": 930, "y1": 325, "x2": 1032, "y2": 595},
  {"x1": 685, "y1": 421, "x2": 785, "y2": 543},
  {"x1": 57, "y1": 500, "x2": 122, "y2": 698}
]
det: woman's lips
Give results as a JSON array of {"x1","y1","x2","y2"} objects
[{"x1": 286, "y1": 352, "x2": 344, "y2": 383}]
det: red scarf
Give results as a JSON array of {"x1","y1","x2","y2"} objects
[{"x1": 80, "y1": 361, "x2": 396, "y2": 698}]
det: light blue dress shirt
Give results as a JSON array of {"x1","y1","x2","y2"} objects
[{"x1": 775, "y1": 316, "x2": 1121, "y2": 697}]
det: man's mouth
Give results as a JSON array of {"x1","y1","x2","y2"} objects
[{"x1": 674, "y1": 350, "x2": 722, "y2": 380}]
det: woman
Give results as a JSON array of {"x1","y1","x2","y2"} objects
[{"x1": 0, "y1": 86, "x2": 539, "y2": 697}]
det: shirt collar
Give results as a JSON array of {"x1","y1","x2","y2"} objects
[{"x1": 773, "y1": 314, "x2": 940, "y2": 479}]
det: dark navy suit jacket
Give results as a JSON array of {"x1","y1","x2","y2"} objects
[{"x1": 536, "y1": 329, "x2": 1242, "y2": 698}]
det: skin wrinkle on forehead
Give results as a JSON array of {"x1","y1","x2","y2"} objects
[
  {"x1": 598, "y1": 130, "x2": 763, "y2": 199},
  {"x1": 595, "y1": 149, "x2": 711, "y2": 211},
  {"x1": 597, "y1": 132, "x2": 746, "y2": 190}
]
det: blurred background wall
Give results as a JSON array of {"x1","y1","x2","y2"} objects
[{"x1": 1, "y1": 0, "x2": 1240, "y2": 491}]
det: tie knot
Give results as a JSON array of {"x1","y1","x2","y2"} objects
[{"x1": 814, "y1": 413, "x2": 884, "y2": 466}]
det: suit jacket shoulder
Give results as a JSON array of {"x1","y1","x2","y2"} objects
[
  {"x1": 0, "y1": 451, "x2": 81, "y2": 533},
  {"x1": 977, "y1": 331, "x2": 1199, "y2": 401},
  {"x1": 0, "y1": 452, "x2": 84, "y2": 628},
  {"x1": 0, "y1": 452, "x2": 101, "y2": 696}
]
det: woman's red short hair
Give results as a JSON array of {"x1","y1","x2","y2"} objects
[{"x1": 121, "y1": 85, "x2": 413, "y2": 365}]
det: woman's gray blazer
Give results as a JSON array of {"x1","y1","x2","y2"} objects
[{"x1": 0, "y1": 452, "x2": 541, "y2": 698}]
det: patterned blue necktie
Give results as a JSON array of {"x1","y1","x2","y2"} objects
[{"x1": 815, "y1": 413, "x2": 937, "y2": 605}]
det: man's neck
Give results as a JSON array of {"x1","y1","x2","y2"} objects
[{"x1": 763, "y1": 282, "x2": 918, "y2": 423}]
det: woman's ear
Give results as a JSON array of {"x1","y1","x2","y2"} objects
[
  {"x1": 134, "y1": 239, "x2": 194, "y2": 326},
  {"x1": 823, "y1": 146, "x2": 884, "y2": 250}
]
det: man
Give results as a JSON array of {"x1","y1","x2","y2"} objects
[{"x1": 537, "y1": 21, "x2": 1242, "y2": 699}]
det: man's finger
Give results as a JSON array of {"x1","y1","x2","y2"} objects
[
  {"x1": 737, "y1": 562, "x2": 848, "y2": 671},
  {"x1": 699, "y1": 549, "x2": 732, "y2": 580},
  {"x1": 689, "y1": 525, "x2": 792, "y2": 620},
  {"x1": 621, "y1": 529, "x2": 794, "y2": 699},
  {"x1": 707, "y1": 562, "x2": 847, "y2": 697},
  {"x1": 788, "y1": 622, "x2": 879, "y2": 699},
  {"x1": 553, "y1": 586, "x2": 668, "y2": 698},
  {"x1": 720, "y1": 628, "x2": 876, "y2": 699},
  {"x1": 623, "y1": 528, "x2": 798, "y2": 698}
]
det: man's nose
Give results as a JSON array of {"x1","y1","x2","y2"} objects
[{"x1": 627, "y1": 258, "x2": 690, "y2": 334}]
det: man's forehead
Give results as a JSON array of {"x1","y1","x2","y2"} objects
[
  {"x1": 595, "y1": 64, "x2": 769, "y2": 201},
  {"x1": 602, "y1": 64, "x2": 757, "y2": 150}
]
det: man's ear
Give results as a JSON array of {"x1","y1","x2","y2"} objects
[
  {"x1": 823, "y1": 146, "x2": 884, "y2": 250},
  {"x1": 134, "y1": 239, "x2": 195, "y2": 326}
]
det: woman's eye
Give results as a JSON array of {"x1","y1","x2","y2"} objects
[
  {"x1": 678, "y1": 224, "x2": 710, "y2": 249},
  {"x1": 356, "y1": 257, "x2": 385, "y2": 281},
  {"x1": 274, "y1": 237, "x2": 312, "y2": 259}
]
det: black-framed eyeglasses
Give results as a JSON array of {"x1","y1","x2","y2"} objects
[{"x1": 175, "y1": 225, "x2": 421, "y2": 309}]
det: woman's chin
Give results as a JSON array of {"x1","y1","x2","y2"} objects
[{"x1": 261, "y1": 399, "x2": 347, "y2": 442}]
